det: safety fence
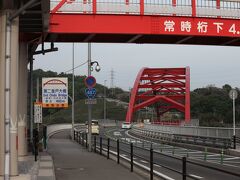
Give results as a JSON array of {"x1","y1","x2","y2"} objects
[
  {"x1": 131, "y1": 126, "x2": 235, "y2": 149},
  {"x1": 51, "y1": 0, "x2": 240, "y2": 19},
  {"x1": 142, "y1": 124, "x2": 240, "y2": 138},
  {"x1": 73, "y1": 131, "x2": 240, "y2": 180}
]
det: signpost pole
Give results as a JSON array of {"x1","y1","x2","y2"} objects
[
  {"x1": 229, "y1": 89, "x2": 238, "y2": 144},
  {"x1": 233, "y1": 96, "x2": 236, "y2": 136},
  {"x1": 88, "y1": 43, "x2": 92, "y2": 152}
]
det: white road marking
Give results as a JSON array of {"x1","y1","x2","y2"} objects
[
  {"x1": 189, "y1": 174, "x2": 203, "y2": 179},
  {"x1": 207, "y1": 154, "x2": 220, "y2": 157},
  {"x1": 224, "y1": 157, "x2": 240, "y2": 160},
  {"x1": 187, "y1": 151, "x2": 203, "y2": 154},
  {"x1": 154, "y1": 164, "x2": 161, "y2": 168},
  {"x1": 121, "y1": 154, "x2": 127, "y2": 157},
  {"x1": 140, "y1": 160, "x2": 148, "y2": 164}
]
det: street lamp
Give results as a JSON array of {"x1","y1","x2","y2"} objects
[
  {"x1": 87, "y1": 43, "x2": 101, "y2": 152},
  {"x1": 104, "y1": 80, "x2": 107, "y2": 122},
  {"x1": 90, "y1": 61, "x2": 101, "y2": 72}
]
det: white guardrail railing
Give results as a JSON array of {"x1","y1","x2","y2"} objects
[{"x1": 138, "y1": 124, "x2": 240, "y2": 138}]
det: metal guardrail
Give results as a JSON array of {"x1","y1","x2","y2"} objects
[
  {"x1": 131, "y1": 126, "x2": 233, "y2": 149},
  {"x1": 143, "y1": 124, "x2": 240, "y2": 138},
  {"x1": 73, "y1": 130, "x2": 240, "y2": 180}
]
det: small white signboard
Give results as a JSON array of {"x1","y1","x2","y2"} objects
[
  {"x1": 42, "y1": 77, "x2": 68, "y2": 108},
  {"x1": 34, "y1": 103, "x2": 42, "y2": 123},
  {"x1": 85, "y1": 99, "x2": 97, "y2": 104}
]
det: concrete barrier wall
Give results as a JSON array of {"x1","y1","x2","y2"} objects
[{"x1": 47, "y1": 124, "x2": 72, "y2": 138}]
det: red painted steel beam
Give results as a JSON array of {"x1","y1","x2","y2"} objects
[
  {"x1": 136, "y1": 95, "x2": 184, "y2": 100},
  {"x1": 126, "y1": 68, "x2": 146, "y2": 123},
  {"x1": 185, "y1": 67, "x2": 191, "y2": 122},
  {"x1": 140, "y1": 0, "x2": 144, "y2": 15},
  {"x1": 49, "y1": 14, "x2": 240, "y2": 38},
  {"x1": 138, "y1": 84, "x2": 185, "y2": 88},
  {"x1": 133, "y1": 96, "x2": 185, "y2": 112},
  {"x1": 51, "y1": 0, "x2": 67, "y2": 13},
  {"x1": 192, "y1": 0, "x2": 196, "y2": 17},
  {"x1": 126, "y1": 67, "x2": 190, "y2": 124},
  {"x1": 140, "y1": 76, "x2": 186, "y2": 80},
  {"x1": 93, "y1": 0, "x2": 97, "y2": 14}
]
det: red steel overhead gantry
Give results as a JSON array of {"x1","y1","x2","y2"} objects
[
  {"x1": 47, "y1": 0, "x2": 240, "y2": 46},
  {"x1": 126, "y1": 67, "x2": 190, "y2": 124}
]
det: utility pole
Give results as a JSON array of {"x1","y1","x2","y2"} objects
[
  {"x1": 104, "y1": 80, "x2": 107, "y2": 121},
  {"x1": 72, "y1": 43, "x2": 75, "y2": 140},
  {"x1": 87, "y1": 43, "x2": 92, "y2": 152}
]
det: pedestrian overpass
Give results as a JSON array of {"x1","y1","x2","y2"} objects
[
  {"x1": 1, "y1": 0, "x2": 240, "y2": 177},
  {"x1": 47, "y1": 0, "x2": 240, "y2": 46}
]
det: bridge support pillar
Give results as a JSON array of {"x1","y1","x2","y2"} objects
[
  {"x1": 9, "y1": 13, "x2": 19, "y2": 176},
  {"x1": 18, "y1": 42, "x2": 28, "y2": 156},
  {"x1": 0, "y1": 10, "x2": 19, "y2": 176},
  {"x1": 0, "y1": 10, "x2": 6, "y2": 176}
]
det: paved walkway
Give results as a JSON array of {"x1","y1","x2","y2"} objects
[
  {"x1": 0, "y1": 151, "x2": 55, "y2": 180},
  {"x1": 37, "y1": 152, "x2": 55, "y2": 180},
  {"x1": 48, "y1": 130, "x2": 145, "y2": 180}
]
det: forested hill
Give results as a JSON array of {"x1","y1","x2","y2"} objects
[
  {"x1": 191, "y1": 84, "x2": 239, "y2": 126},
  {"x1": 32, "y1": 69, "x2": 239, "y2": 127}
]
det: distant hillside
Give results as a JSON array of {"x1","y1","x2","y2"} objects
[
  {"x1": 31, "y1": 69, "x2": 129, "y2": 120},
  {"x1": 43, "y1": 98, "x2": 128, "y2": 124},
  {"x1": 32, "y1": 69, "x2": 240, "y2": 127}
]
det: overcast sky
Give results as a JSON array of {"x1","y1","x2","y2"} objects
[{"x1": 34, "y1": 43, "x2": 240, "y2": 91}]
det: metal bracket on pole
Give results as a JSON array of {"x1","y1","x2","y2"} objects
[{"x1": 33, "y1": 42, "x2": 58, "y2": 55}]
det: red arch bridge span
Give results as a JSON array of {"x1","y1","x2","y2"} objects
[
  {"x1": 126, "y1": 67, "x2": 190, "y2": 124},
  {"x1": 48, "y1": 0, "x2": 240, "y2": 45}
]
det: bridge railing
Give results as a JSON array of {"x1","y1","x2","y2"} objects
[
  {"x1": 51, "y1": 0, "x2": 240, "y2": 18},
  {"x1": 130, "y1": 126, "x2": 233, "y2": 148},
  {"x1": 142, "y1": 124, "x2": 240, "y2": 138},
  {"x1": 73, "y1": 130, "x2": 240, "y2": 180}
]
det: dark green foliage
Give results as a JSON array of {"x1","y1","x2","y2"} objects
[
  {"x1": 30, "y1": 69, "x2": 128, "y2": 124},
  {"x1": 31, "y1": 69, "x2": 239, "y2": 127},
  {"x1": 191, "y1": 84, "x2": 239, "y2": 126}
]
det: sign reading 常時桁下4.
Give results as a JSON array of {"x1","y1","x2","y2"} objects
[{"x1": 42, "y1": 77, "x2": 68, "y2": 108}]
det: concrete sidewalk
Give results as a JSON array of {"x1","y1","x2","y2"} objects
[
  {"x1": 0, "y1": 151, "x2": 55, "y2": 180},
  {"x1": 37, "y1": 152, "x2": 55, "y2": 180},
  {"x1": 48, "y1": 131, "x2": 146, "y2": 180}
]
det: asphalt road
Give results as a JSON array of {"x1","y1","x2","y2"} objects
[
  {"x1": 48, "y1": 130, "x2": 146, "y2": 180},
  {"x1": 102, "y1": 127, "x2": 240, "y2": 180}
]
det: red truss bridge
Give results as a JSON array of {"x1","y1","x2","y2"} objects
[
  {"x1": 48, "y1": 0, "x2": 240, "y2": 45},
  {"x1": 126, "y1": 67, "x2": 190, "y2": 123}
]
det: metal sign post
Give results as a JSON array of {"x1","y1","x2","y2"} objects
[
  {"x1": 34, "y1": 102, "x2": 42, "y2": 161},
  {"x1": 229, "y1": 89, "x2": 238, "y2": 138}
]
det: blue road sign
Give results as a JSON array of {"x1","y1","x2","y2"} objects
[
  {"x1": 85, "y1": 76, "x2": 96, "y2": 88},
  {"x1": 85, "y1": 88, "x2": 96, "y2": 99}
]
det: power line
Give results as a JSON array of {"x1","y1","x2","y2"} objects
[{"x1": 64, "y1": 60, "x2": 88, "y2": 73}]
